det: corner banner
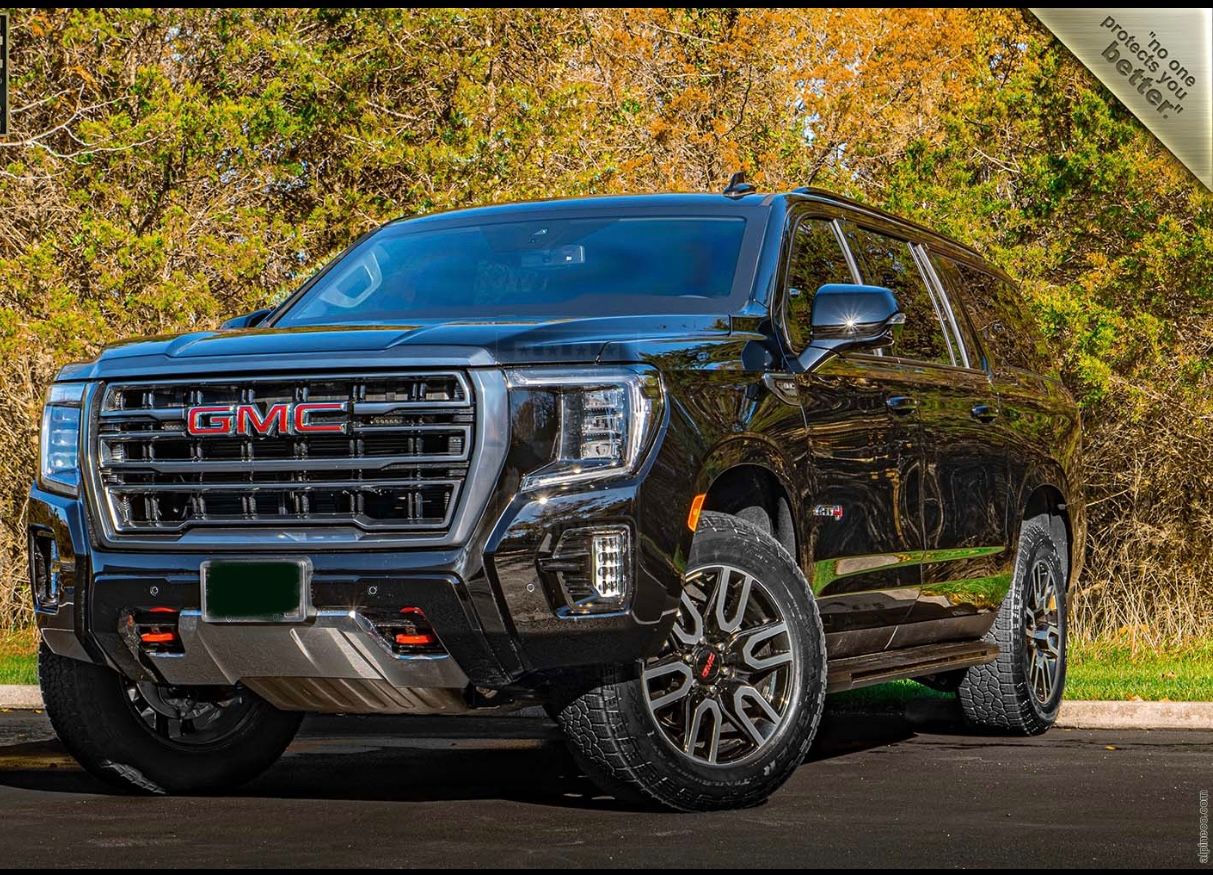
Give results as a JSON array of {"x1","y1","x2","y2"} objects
[{"x1": 1030, "y1": 8, "x2": 1212, "y2": 189}]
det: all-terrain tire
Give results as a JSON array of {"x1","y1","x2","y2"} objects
[
  {"x1": 959, "y1": 513, "x2": 1068, "y2": 735},
  {"x1": 40, "y1": 644, "x2": 302, "y2": 794},
  {"x1": 553, "y1": 511, "x2": 827, "y2": 811}
]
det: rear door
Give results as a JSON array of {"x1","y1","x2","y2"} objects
[
  {"x1": 895, "y1": 250, "x2": 1014, "y2": 640},
  {"x1": 780, "y1": 210, "x2": 925, "y2": 656}
]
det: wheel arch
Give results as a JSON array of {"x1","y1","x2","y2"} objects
[
  {"x1": 693, "y1": 438, "x2": 804, "y2": 567},
  {"x1": 1017, "y1": 480, "x2": 1074, "y2": 586}
]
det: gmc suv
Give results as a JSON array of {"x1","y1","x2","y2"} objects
[{"x1": 30, "y1": 186, "x2": 1083, "y2": 810}]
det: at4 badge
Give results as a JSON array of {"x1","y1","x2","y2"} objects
[{"x1": 813, "y1": 504, "x2": 845, "y2": 521}]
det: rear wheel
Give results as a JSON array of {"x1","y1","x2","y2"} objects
[
  {"x1": 40, "y1": 644, "x2": 302, "y2": 794},
  {"x1": 553, "y1": 511, "x2": 826, "y2": 811},
  {"x1": 959, "y1": 514, "x2": 1067, "y2": 735}
]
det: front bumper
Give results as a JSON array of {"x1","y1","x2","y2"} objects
[{"x1": 28, "y1": 438, "x2": 695, "y2": 710}]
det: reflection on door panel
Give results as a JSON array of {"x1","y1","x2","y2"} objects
[{"x1": 801, "y1": 355, "x2": 923, "y2": 637}]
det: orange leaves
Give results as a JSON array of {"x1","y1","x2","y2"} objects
[{"x1": 559, "y1": 8, "x2": 992, "y2": 192}]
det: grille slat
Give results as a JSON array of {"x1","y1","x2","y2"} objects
[
  {"x1": 105, "y1": 479, "x2": 461, "y2": 493},
  {"x1": 95, "y1": 373, "x2": 473, "y2": 536},
  {"x1": 100, "y1": 454, "x2": 465, "y2": 472}
]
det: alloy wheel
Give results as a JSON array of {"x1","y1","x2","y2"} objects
[
  {"x1": 1023, "y1": 558, "x2": 1062, "y2": 704},
  {"x1": 642, "y1": 564, "x2": 795, "y2": 766}
]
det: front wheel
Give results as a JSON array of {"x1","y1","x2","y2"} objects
[
  {"x1": 553, "y1": 511, "x2": 827, "y2": 811},
  {"x1": 40, "y1": 644, "x2": 302, "y2": 794},
  {"x1": 959, "y1": 513, "x2": 1068, "y2": 735}
]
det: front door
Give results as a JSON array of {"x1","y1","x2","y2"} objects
[{"x1": 780, "y1": 212, "x2": 924, "y2": 656}]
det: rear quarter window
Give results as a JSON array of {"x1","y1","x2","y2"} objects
[{"x1": 945, "y1": 260, "x2": 1056, "y2": 377}]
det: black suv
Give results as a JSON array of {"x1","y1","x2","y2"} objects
[{"x1": 31, "y1": 188, "x2": 1083, "y2": 810}]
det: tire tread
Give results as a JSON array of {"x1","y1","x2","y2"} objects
[{"x1": 958, "y1": 513, "x2": 1066, "y2": 736}]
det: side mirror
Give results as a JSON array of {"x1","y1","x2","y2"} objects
[
  {"x1": 220, "y1": 308, "x2": 272, "y2": 330},
  {"x1": 799, "y1": 284, "x2": 903, "y2": 370}
]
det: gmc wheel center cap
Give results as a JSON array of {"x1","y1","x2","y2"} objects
[{"x1": 693, "y1": 645, "x2": 723, "y2": 683}]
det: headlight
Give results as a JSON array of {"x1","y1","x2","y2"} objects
[
  {"x1": 40, "y1": 383, "x2": 86, "y2": 495},
  {"x1": 507, "y1": 367, "x2": 663, "y2": 491}
]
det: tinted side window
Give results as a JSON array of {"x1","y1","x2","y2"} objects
[
  {"x1": 948, "y1": 261, "x2": 1054, "y2": 375},
  {"x1": 840, "y1": 223, "x2": 951, "y2": 365},
  {"x1": 784, "y1": 218, "x2": 853, "y2": 351},
  {"x1": 927, "y1": 253, "x2": 986, "y2": 370}
]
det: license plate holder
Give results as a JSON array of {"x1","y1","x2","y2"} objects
[{"x1": 200, "y1": 558, "x2": 311, "y2": 623}]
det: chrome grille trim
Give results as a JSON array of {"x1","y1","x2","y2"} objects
[{"x1": 87, "y1": 371, "x2": 498, "y2": 546}]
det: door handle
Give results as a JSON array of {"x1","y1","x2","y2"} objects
[
  {"x1": 885, "y1": 395, "x2": 919, "y2": 415},
  {"x1": 970, "y1": 403, "x2": 1000, "y2": 423}
]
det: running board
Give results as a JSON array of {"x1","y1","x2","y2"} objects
[{"x1": 826, "y1": 640, "x2": 999, "y2": 693}]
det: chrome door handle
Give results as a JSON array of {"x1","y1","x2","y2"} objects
[
  {"x1": 970, "y1": 403, "x2": 999, "y2": 423},
  {"x1": 885, "y1": 395, "x2": 919, "y2": 415}
]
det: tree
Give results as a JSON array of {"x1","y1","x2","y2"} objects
[{"x1": 0, "y1": 8, "x2": 1208, "y2": 644}]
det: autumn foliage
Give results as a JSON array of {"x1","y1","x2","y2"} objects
[{"x1": 1, "y1": 8, "x2": 1210, "y2": 644}]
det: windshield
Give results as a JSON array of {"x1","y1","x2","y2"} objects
[{"x1": 272, "y1": 213, "x2": 754, "y2": 326}]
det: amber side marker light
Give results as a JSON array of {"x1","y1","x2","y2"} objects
[{"x1": 687, "y1": 493, "x2": 706, "y2": 531}]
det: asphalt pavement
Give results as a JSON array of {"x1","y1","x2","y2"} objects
[{"x1": 0, "y1": 705, "x2": 1207, "y2": 868}]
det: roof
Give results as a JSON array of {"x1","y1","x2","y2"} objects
[
  {"x1": 392, "y1": 192, "x2": 772, "y2": 227},
  {"x1": 388, "y1": 188, "x2": 994, "y2": 271}
]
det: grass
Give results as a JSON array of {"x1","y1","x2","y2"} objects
[
  {"x1": 0, "y1": 629, "x2": 36, "y2": 686},
  {"x1": 1064, "y1": 638, "x2": 1213, "y2": 701},
  {"x1": 0, "y1": 629, "x2": 1210, "y2": 701}
]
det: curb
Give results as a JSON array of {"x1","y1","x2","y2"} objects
[
  {"x1": 1055, "y1": 700, "x2": 1213, "y2": 731},
  {"x1": 1, "y1": 685, "x2": 1211, "y2": 729},
  {"x1": 0, "y1": 686, "x2": 43, "y2": 710},
  {"x1": 901, "y1": 697, "x2": 1213, "y2": 730}
]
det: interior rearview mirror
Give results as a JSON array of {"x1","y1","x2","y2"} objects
[
  {"x1": 799, "y1": 283, "x2": 904, "y2": 370},
  {"x1": 220, "y1": 308, "x2": 272, "y2": 330}
]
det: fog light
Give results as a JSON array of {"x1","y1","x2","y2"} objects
[
  {"x1": 591, "y1": 530, "x2": 626, "y2": 600},
  {"x1": 543, "y1": 525, "x2": 632, "y2": 614}
]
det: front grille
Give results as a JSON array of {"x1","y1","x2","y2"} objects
[{"x1": 93, "y1": 373, "x2": 474, "y2": 536}]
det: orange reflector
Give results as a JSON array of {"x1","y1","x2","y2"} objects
[
  {"x1": 687, "y1": 493, "x2": 706, "y2": 531},
  {"x1": 148, "y1": 606, "x2": 178, "y2": 614},
  {"x1": 394, "y1": 632, "x2": 437, "y2": 647},
  {"x1": 140, "y1": 631, "x2": 177, "y2": 644}
]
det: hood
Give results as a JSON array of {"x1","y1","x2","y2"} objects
[{"x1": 57, "y1": 314, "x2": 732, "y2": 381}]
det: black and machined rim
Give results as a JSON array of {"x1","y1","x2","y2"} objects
[
  {"x1": 642, "y1": 564, "x2": 796, "y2": 767},
  {"x1": 123, "y1": 680, "x2": 257, "y2": 749},
  {"x1": 1023, "y1": 558, "x2": 1062, "y2": 705}
]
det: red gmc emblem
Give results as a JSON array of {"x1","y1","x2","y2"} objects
[{"x1": 185, "y1": 402, "x2": 347, "y2": 437}]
